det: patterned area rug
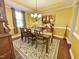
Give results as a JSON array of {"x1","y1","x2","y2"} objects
[{"x1": 13, "y1": 38, "x2": 60, "y2": 59}]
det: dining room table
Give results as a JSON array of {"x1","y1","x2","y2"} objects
[
  {"x1": 31, "y1": 28, "x2": 53, "y2": 53},
  {"x1": 22, "y1": 27, "x2": 53, "y2": 53}
]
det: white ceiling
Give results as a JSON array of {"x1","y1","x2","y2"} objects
[
  {"x1": 16, "y1": 0, "x2": 64, "y2": 9},
  {"x1": 5, "y1": 0, "x2": 73, "y2": 12}
]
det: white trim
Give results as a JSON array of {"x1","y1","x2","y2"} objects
[
  {"x1": 53, "y1": 35, "x2": 64, "y2": 38},
  {"x1": 54, "y1": 27, "x2": 79, "y2": 41},
  {"x1": 67, "y1": 27, "x2": 79, "y2": 41},
  {"x1": 70, "y1": 3, "x2": 79, "y2": 34},
  {"x1": 12, "y1": 34, "x2": 21, "y2": 39},
  {"x1": 54, "y1": 34, "x2": 72, "y2": 44},
  {"x1": 67, "y1": 26, "x2": 79, "y2": 40},
  {"x1": 73, "y1": 32, "x2": 79, "y2": 40},
  {"x1": 54, "y1": 27, "x2": 66, "y2": 29},
  {"x1": 70, "y1": 49, "x2": 75, "y2": 59},
  {"x1": 39, "y1": 4, "x2": 73, "y2": 13},
  {"x1": 66, "y1": 37, "x2": 72, "y2": 44},
  {"x1": 68, "y1": 27, "x2": 71, "y2": 31},
  {"x1": 54, "y1": 27, "x2": 71, "y2": 30},
  {"x1": 14, "y1": 46, "x2": 26, "y2": 59}
]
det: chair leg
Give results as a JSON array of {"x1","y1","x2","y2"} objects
[
  {"x1": 51, "y1": 36, "x2": 54, "y2": 43},
  {"x1": 51, "y1": 38, "x2": 53, "y2": 43},
  {"x1": 31, "y1": 40, "x2": 33, "y2": 46},
  {"x1": 25, "y1": 36, "x2": 27, "y2": 42},
  {"x1": 21, "y1": 35, "x2": 23, "y2": 41},
  {"x1": 31, "y1": 38, "x2": 34, "y2": 46},
  {"x1": 28, "y1": 37, "x2": 29, "y2": 43},
  {"x1": 46, "y1": 39, "x2": 48, "y2": 53},
  {"x1": 35, "y1": 40, "x2": 37, "y2": 49},
  {"x1": 41, "y1": 44, "x2": 44, "y2": 53}
]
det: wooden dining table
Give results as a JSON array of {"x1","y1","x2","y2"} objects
[
  {"x1": 22, "y1": 27, "x2": 53, "y2": 53},
  {"x1": 31, "y1": 29, "x2": 53, "y2": 53}
]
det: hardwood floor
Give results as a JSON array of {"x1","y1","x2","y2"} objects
[{"x1": 57, "y1": 39, "x2": 71, "y2": 59}]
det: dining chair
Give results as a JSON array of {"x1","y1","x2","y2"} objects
[
  {"x1": 20, "y1": 28, "x2": 24, "y2": 41},
  {"x1": 34, "y1": 30, "x2": 49, "y2": 53},
  {"x1": 20, "y1": 28, "x2": 28, "y2": 42}
]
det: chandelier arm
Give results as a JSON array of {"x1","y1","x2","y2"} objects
[{"x1": 36, "y1": 0, "x2": 37, "y2": 12}]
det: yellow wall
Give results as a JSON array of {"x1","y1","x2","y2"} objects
[
  {"x1": 25, "y1": 13, "x2": 34, "y2": 27},
  {"x1": 5, "y1": 5, "x2": 21, "y2": 35},
  {"x1": 70, "y1": 34, "x2": 79, "y2": 59},
  {"x1": 70, "y1": 9, "x2": 79, "y2": 59},
  {"x1": 5, "y1": 5, "x2": 36, "y2": 35},
  {"x1": 26, "y1": 7, "x2": 73, "y2": 36},
  {"x1": 25, "y1": 7, "x2": 73, "y2": 28},
  {"x1": 43, "y1": 7, "x2": 73, "y2": 27},
  {"x1": 54, "y1": 28, "x2": 66, "y2": 36},
  {"x1": 25, "y1": 12, "x2": 42, "y2": 28},
  {"x1": 25, "y1": 7, "x2": 79, "y2": 59},
  {"x1": 5, "y1": 6, "x2": 14, "y2": 35},
  {"x1": 75, "y1": 10, "x2": 79, "y2": 35},
  {"x1": 74, "y1": 0, "x2": 79, "y2": 4}
]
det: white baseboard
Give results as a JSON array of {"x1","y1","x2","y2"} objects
[
  {"x1": 12, "y1": 34, "x2": 21, "y2": 39},
  {"x1": 54, "y1": 27, "x2": 66, "y2": 29},
  {"x1": 70, "y1": 49, "x2": 75, "y2": 59},
  {"x1": 14, "y1": 46, "x2": 26, "y2": 59},
  {"x1": 73, "y1": 32, "x2": 79, "y2": 40}
]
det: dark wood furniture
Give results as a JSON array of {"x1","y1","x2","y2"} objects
[
  {"x1": 20, "y1": 28, "x2": 26, "y2": 41},
  {"x1": 0, "y1": 0, "x2": 7, "y2": 21},
  {"x1": 20, "y1": 28, "x2": 32, "y2": 42},
  {"x1": 20, "y1": 28, "x2": 36, "y2": 46},
  {"x1": 34, "y1": 30, "x2": 50, "y2": 53},
  {"x1": 0, "y1": 34, "x2": 15, "y2": 59},
  {"x1": 0, "y1": 0, "x2": 15, "y2": 59}
]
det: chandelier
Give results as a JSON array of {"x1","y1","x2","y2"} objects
[{"x1": 31, "y1": 0, "x2": 42, "y2": 18}]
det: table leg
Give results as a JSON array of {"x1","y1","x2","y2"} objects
[{"x1": 46, "y1": 38, "x2": 48, "y2": 53}]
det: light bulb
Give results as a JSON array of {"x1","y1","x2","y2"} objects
[
  {"x1": 33, "y1": 15, "x2": 36, "y2": 18},
  {"x1": 31, "y1": 14, "x2": 34, "y2": 17},
  {"x1": 34, "y1": 13, "x2": 37, "y2": 18},
  {"x1": 38, "y1": 14, "x2": 42, "y2": 18}
]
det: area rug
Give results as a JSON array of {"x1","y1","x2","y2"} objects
[{"x1": 13, "y1": 38, "x2": 60, "y2": 59}]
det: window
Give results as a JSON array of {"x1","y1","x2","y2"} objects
[{"x1": 15, "y1": 10, "x2": 24, "y2": 28}]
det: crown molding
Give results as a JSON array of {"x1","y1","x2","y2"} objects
[
  {"x1": 5, "y1": 0, "x2": 33, "y2": 13},
  {"x1": 39, "y1": 4, "x2": 73, "y2": 13},
  {"x1": 5, "y1": 0, "x2": 79, "y2": 13}
]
